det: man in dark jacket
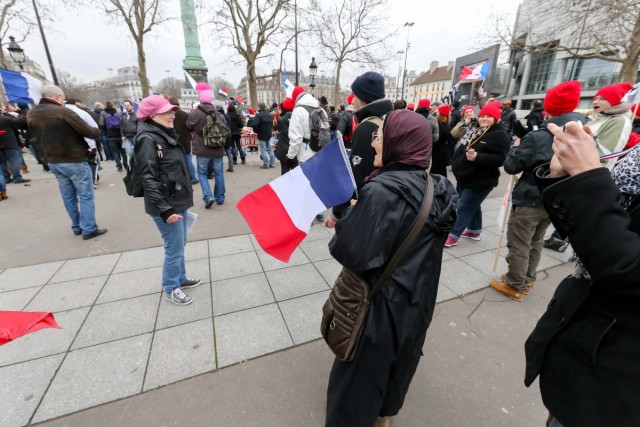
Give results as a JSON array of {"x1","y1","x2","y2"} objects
[
  {"x1": 0, "y1": 112, "x2": 29, "y2": 184},
  {"x1": 525, "y1": 100, "x2": 545, "y2": 132},
  {"x1": 415, "y1": 98, "x2": 439, "y2": 142},
  {"x1": 273, "y1": 97, "x2": 297, "y2": 175},
  {"x1": 336, "y1": 101, "x2": 355, "y2": 150},
  {"x1": 226, "y1": 103, "x2": 246, "y2": 165},
  {"x1": 187, "y1": 82, "x2": 228, "y2": 208},
  {"x1": 169, "y1": 97, "x2": 197, "y2": 184},
  {"x1": 100, "y1": 101, "x2": 127, "y2": 172},
  {"x1": 501, "y1": 99, "x2": 517, "y2": 139},
  {"x1": 93, "y1": 102, "x2": 110, "y2": 161},
  {"x1": 121, "y1": 100, "x2": 138, "y2": 158},
  {"x1": 252, "y1": 102, "x2": 275, "y2": 169},
  {"x1": 449, "y1": 100, "x2": 462, "y2": 128},
  {"x1": 490, "y1": 81, "x2": 585, "y2": 301},
  {"x1": 524, "y1": 120, "x2": 640, "y2": 427},
  {"x1": 28, "y1": 85, "x2": 106, "y2": 239},
  {"x1": 325, "y1": 71, "x2": 394, "y2": 226}
]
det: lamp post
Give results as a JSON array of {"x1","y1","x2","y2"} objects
[
  {"x1": 396, "y1": 50, "x2": 404, "y2": 100},
  {"x1": 294, "y1": 0, "x2": 299, "y2": 86},
  {"x1": 309, "y1": 57, "x2": 317, "y2": 95},
  {"x1": 7, "y1": 36, "x2": 25, "y2": 70},
  {"x1": 401, "y1": 22, "x2": 414, "y2": 101}
]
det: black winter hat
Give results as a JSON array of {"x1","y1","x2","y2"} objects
[{"x1": 351, "y1": 71, "x2": 385, "y2": 103}]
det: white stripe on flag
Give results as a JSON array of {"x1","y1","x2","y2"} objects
[{"x1": 269, "y1": 167, "x2": 326, "y2": 233}]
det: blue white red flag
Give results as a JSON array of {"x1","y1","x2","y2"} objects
[
  {"x1": 237, "y1": 140, "x2": 355, "y2": 262},
  {"x1": 622, "y1": 82, "x2": 640, "y2": 105},
  {"x1": 218, "y1": 87, "x2": 228, "y2": 98},
  {"x1": 0, "y1": 70, "x2": 42, "y2": 104},
  {"x1": 283, "y1": 68, "x2": 294, "y2": 98}
]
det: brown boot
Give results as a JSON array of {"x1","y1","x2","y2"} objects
[
  {"x1": 489, "y1": 279, "x2": 524, "y2": 301},
  {"x1": 373, "y1": 417, "x2": 389, "y2": 427},
  {"x1": 21, "y1": 165, "x2": 29, "y2": 174},
  {"x1": 0, "y1": 191, "x2": 8, "y2": 200},
  {"x1": 501, "y1": 274, "x2": 532, "y2": 295}
]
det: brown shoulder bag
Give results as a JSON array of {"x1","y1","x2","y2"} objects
[{"x1": 320, "y1": 174, "x2": 435, "y2": 362}]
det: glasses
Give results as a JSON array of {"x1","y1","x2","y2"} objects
[{"x1": 372, "y1": 131, "x2": 381, "y2": 144}]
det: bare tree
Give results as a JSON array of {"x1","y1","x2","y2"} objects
[
  {"x1": 0, "y1": 0, "x2": 47, "y2": 69},
  {"x1": 97, "y1": 0, "x2": 170, "y2": 97},
  {"x1": 308, "y1": 0, "x2": 395, "y2": 106},
  {"x1": 212, "y1": 0, "x2": 292, "y2": 108},
  {"x1": 489, "y1": 0, "x2": 640, "y2": 84},
  {"x1": 155, "y1": 77, "x2": 184, "y2": 98},
  {"x1": 209, "y1": 76, "x2": 237, "y2": 96},
  {"x1": 57, "y1": 69, "x2": 91, "y2": 101}
]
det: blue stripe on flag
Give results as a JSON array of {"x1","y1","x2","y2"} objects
[
  {"x1": 0, "y1": 70, "x2": 35, "y2": 104},
  {"x1": 299, "y1": 140, "x2": 355, "y2": 208}
]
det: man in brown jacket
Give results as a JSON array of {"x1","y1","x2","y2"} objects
[{"x1": 28, "y1": 85, "x2": 107, "y2": 240}]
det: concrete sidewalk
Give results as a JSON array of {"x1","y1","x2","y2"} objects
[{"x1": 0, "y1": 151, "x2": 572, "y2": 426}]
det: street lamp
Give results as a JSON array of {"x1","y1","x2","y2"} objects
[
  {"x1": 7, "y1": 36, "x2": 25, "y2": 70},
  {"x1": 309, "y1": 57, "x2": 317, "y2": 94},
  {"x1": 401, "y1": 22, "x2": 414, "y2": 101},
  {"x1": 396, "y1": 50, "x2": 404, "y2": 100}
]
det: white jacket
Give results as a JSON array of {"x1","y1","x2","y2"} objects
[
  {"x1": 287, "y1": 93, "x2": 325, "y2": 163},
  {"x1": 65, "y1": 104, "x2": 99, "y2": 149}
]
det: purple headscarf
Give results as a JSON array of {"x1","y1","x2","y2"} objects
[{"x1": 367, "y1": 109, "x2": 432, "y2": 181}]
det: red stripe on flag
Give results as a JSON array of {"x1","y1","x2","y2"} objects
[
  {"x1": 236, "y1": 184, "x2": 307, "y2": 263},
  {"x1": 0, "y1": 311, "x2": 60, "y2": 346}
]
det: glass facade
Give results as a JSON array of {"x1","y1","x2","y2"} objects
[
  {"x1": 526, "y1": 50, "x2": 559, "y2": 94},
  {"x1": 564, "y1": 58, "x2": 621, "y2": 90}
]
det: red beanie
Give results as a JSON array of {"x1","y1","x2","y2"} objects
[
  {"x1": 462, "y1": 105, "x2": 475, "y2": 114},
  {"x1": 292, "y1": 86, "x2": 305, "y2": 103},
  {"x1": 478, "y1": 101, "x2": 502, "y2": 122},
  {"x1": 418, "y1": 99, "x2": 431, "y2": 109},
  {"x1": 438, "y1": 104, "x2": 451, "y2": 117},
  {"x1": 595, "y1": 82, "x2": 633, "y2": 106},
  {"x1": 248, "y1": 108, "x2": 255, "y2": 115},
  {"x1": 347, "y1": 93, "x2": 354, "y2": 105},
  {"x1": 544, "y1": 80, "x2": 581, "y2": 116},
  {"x1": 282, "y1": 97, "x2": 295, "y2": 111},
  {"x1": 407, "y1": 103, "x2": 415, "y2": 111}
]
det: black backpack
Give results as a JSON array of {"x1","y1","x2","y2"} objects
[
  {"x1": 123, "y1": 138, "x2": 163, "y2": 197},
  {"x1": 301, "y1": 105, "x2": 330, "y2": 152}
]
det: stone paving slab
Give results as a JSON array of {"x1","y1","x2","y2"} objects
[
  {"x1": 143, "y1": 319, "x2": 216, "y2": 391},
  {"x1": 33, "y1": 334, "x2": 152, "y2": 423},
  {"x1": 0, "y1": 354, "x2": 64, "y2": 427},
  {"x1": 208, "y1": 234, "x2": 254, "y2": 257},
  {"x1": 279, "y1": 290, "x2": 331, "y2": 345},
  {"x1": 211, "y1": 273, "x2": 274, "y2": 316},
  {"x1": 266, "y1": 263, "x2": 330, "y2": 301},
  {"x1": 0, "y1": 286, "x2": 41, "y2": 311},
  {"x1": 49, "y1": 253, "x2": 120, "y2": 284},
  {"x1": 0, "y1": 261, "x2": 64, "y2": 292},
  {"x1": 25, "y1": 276, "x2": 108, "y2": 312},
  {"x1": 313, "y1": 258, "x2": 342, "y2": 286},
  {"x1": 299, "y1": 238, "x2": 333, "y2": 262},
  {"x1": 97, "y1": 266, "x2": 163, "y2": 304},
  {"x1": 257, "y1": 246, "x2": 310, "y2": 271},
  {"x1": 210, "y1": 251, "x2": 262, "y2": 282},
  {"x1": 112, "y1": 246, "x2": 165, "y2": 274},
  {"x1": 156, "y1": 283, "x2": 213, "y2": 330}
]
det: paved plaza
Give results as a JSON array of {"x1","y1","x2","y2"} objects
[{"x1": 0, "y1": 152, "x2": 572, "y2": 426}]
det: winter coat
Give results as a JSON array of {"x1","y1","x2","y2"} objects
[
  {"x1": 0, "y1": 114, "x2": 27, "y2": 150},
  {"x1": 501, "y1": 107, "x2": 517, "y2": 137},
  {"x1": 227, "y1": 110, "x2": 245, "y2": 136},
  {"x1": 336, "y1": 110, "x2": 354, "y2": 148},
  {"x1": 449, "y1": 108, "x2": 462, "y2": 129},
  {"x1": 326, "y1": 167, "x2": 457, "y2": 425},
  {"x1": 173, "y1": 109, "x2": 192, "y2": 153},
  {"x1": 451, "y1": 121, "x2": 510, "y2": 190},
  {"x1": 287, "y1": 93, "x2": 328, "y2": 163},
  {"x1": 134, "y1": 121, "x2": 193, "y2": 221},
  {"x1": 431, "y1": 121, "x2": 451, "y2": 177},
  {"x1": 251, "y1": 108, "x2": 273, "y2": 141},
  {"x1": 587, "y1": 103, "x2": 633, "y2": 168},
  {"x1": 525, "y1": 166, "x2": 640, "y2": 427},
  {"x1": 221, "y1": 112, "x2": 234, "y2": 150},
  {"x1": 121, "y1": 110, "x2": 138, "y2": 138},
  {"x1": 273, "y1": 111, "x2": 292, "y2": 161},
  {"x1": 525, "y1": 106, "x2": 545, "y2": 132},
  {"x1": 415, "y1": 106, "x2": 439, "y2": 142},
  {"x1": 27, "y1": 98, "x2": 100, "y2": 163},
  {"x1": 186, "y1": 102, "x2": 227, "y2": 158},
  {"x1": 100, "y1": 108, "x2": 122, "y2": 138},
  {"x1": 330, "y1": 98, "x2": 394, "y2": 220},
  {"x1": 503, "y1": 112, "x2": 587, "y2": 208},
  {"x1": 329, "y1": 110, "x2": 339, "y2": 130}
]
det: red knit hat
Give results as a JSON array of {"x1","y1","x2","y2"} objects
[
  {"x1": 478, "y1": 101, "x2": 502, "y2": 121},
  {"x1": 407, "y1": 103, "x2": 415, "y2": 111},
  {"x1": 595, "y1": 82, "x2": 633, "y2": 106},
  {"x1": 292, "y1": 86, "x2": 305, "y2": 103},
  {"x1": 248, "y1": 108, "x2": 255, "y2": 115},
  {"x1": 462, "y1": 105, "x2": 475, "y2": 114},
  {"x1": 282, "y1": 97, "x2": 295, "y2": 111},
  {"x1": 437, "y1": 104, "x2": 451, "y2": 117},
  {"x1": 418, "y1": 99, "x2": 431, "y2": 109},
  {"x1": 347, "y1": 93, "x2": 354, "y2": 105},
  {"x1": 544, "y1": 80, "x2": 581, "y2": 116}
]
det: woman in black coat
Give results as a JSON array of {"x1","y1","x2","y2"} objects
[
  {"x1": 273, "y1": 98, "x2": 298, "y2": 175},
  {"x1": 135, "y1": 96, "x2": 199, "y2": 306},
  {"x1": 431, "y1": 105, "x2": 453, "y2": 177},
  {"x1": 325, "y1": 109, "x2": 457, "y2": 427},
  {"x1": 447, "y1": 101, "x2": 510, "y2": 247},
  {"x1": 525, "y1": 121, "x2": 640, "y2": 427},
  {"x1": 226, "y1": 103, "x2": 246, "y2": 165}
]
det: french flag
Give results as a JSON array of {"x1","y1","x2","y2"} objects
[
  {"x1": 218, "y1": 87, "x2": 228, "y2": 98},
  {"x1": 0, "y1": 70, "x2": 42, "y2": 104},
  {"x1": 1, "y1": 311, "x2": 60, "y2": 346},
  {"x1": 237, "y1": 140, "x2": 356, "y2": 262}
]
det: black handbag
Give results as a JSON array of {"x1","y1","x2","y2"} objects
[{"x1": 320, "y1": 174, "x2": 435, "y2": 362}]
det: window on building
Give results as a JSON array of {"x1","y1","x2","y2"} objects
[
  {"x1": 526, "y1": 48, "x2": 559, "y2": 94},
  {"x1": 564, "y1": 58, "x2": 621, "y2": 91}
]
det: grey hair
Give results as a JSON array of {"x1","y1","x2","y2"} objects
[{"x1": 41, "y1": 85, "x2": 64, "y2": 99}]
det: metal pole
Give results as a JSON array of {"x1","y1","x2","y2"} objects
[
  {"x1": 396, "y1": 50, "x2": 403, "y2": 101},
  {"x1": 294, "y1": 0, "x2": 299, "y2": 86},
  {"x1": 32, "y1": 0, "x2": 58, "y2": 85},
  {"x1": 401, "y1": 23, "x2": 413, "y2": 100}
]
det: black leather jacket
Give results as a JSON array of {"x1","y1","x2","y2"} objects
[{"x1": 134, "y1": 121, "x2": 193, "y2": 221}]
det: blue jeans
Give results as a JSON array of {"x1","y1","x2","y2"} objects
[
  {"x1": 1, "y1": 148, "x2": 23, "y2": 180},
  {"x1": 108, "y1": 137, "x2": 128, "y2": 169},
  {"x1": 152, "y1": 210, "x2": 188, "y2": 293},
  {"x1": 0, "y1": 161, "x2": 5, "y2": 191},
  {"x1": 258, "y1": 139, "x2": 275, "y2": 167},
  {"x1": 449, "y1": 185, "x2": 493, "y2": 238},
  {"x1": 184, "y1": 153, "x2": 197, "y2": 182},
  {"x1": 49, "y1": 162, "x2": 97, "y2": 235},
  {"x1": 196, "y1": 156, "x2": 225, "y2": 204},
  {"x1": 101, "y1": 133, "x2": 113, "y2": 160},
  {"x1": 123, "y1": 137, "x2": 135, "y2": 157}
]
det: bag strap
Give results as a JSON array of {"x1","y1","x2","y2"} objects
[
  {"x1": 360, "y1": 116, "x2": 383, "y2": 129},
  {"x1": 367, "y1": 173, "x2": 435, "y2": 299}
]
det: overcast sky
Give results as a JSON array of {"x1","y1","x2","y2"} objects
[{"x1": 16, "y1": 0, "x2": 521, "y2": 90}]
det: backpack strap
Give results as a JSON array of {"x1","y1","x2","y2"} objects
[{"x1": 360, "y1": 115, "x2": 383, "y2": 129}]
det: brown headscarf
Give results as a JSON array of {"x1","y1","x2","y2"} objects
[{"x1": 367, "y1": 109, "x2": 432, "y2": 181}]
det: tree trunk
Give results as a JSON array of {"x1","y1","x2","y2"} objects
[
  {"x1": 136, "y1": 39, "x2": 150, "y2": 98},
  {"x1": 247, "y1": 61, "x2": 258, "y2": 109},
  {"x1": 618, "y1": 14, "x2": 640, "y2": 83},
  {"x1": 333, "y1": 60, "x2": 343, "y2": 107}
]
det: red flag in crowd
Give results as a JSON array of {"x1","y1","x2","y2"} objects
[{"x1": 0, "y1": 311, "x2": 60, "y2": 346}]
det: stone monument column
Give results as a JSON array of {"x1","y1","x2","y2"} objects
[{"x1": 180, "y1": 0, "x2": 208, "y2": 108}]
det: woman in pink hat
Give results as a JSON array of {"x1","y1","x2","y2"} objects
[{"x1": 134, "y1": 95, "x2": 201, "y2": 306}]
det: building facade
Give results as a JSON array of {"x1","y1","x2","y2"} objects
[
  {"x1": 408, "y1": 61, "x2": 454, "y2": 104},
  {"x1": 115, "y1": 66, "x2": 144, "y2": 102}
]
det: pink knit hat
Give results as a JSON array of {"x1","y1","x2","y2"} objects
[
  {"x1": 137, "y1": 95, "x2": 179, "y2": 120},
  {"x1": 195, "y1": 82, "x2": 212, "y2": 103}
]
